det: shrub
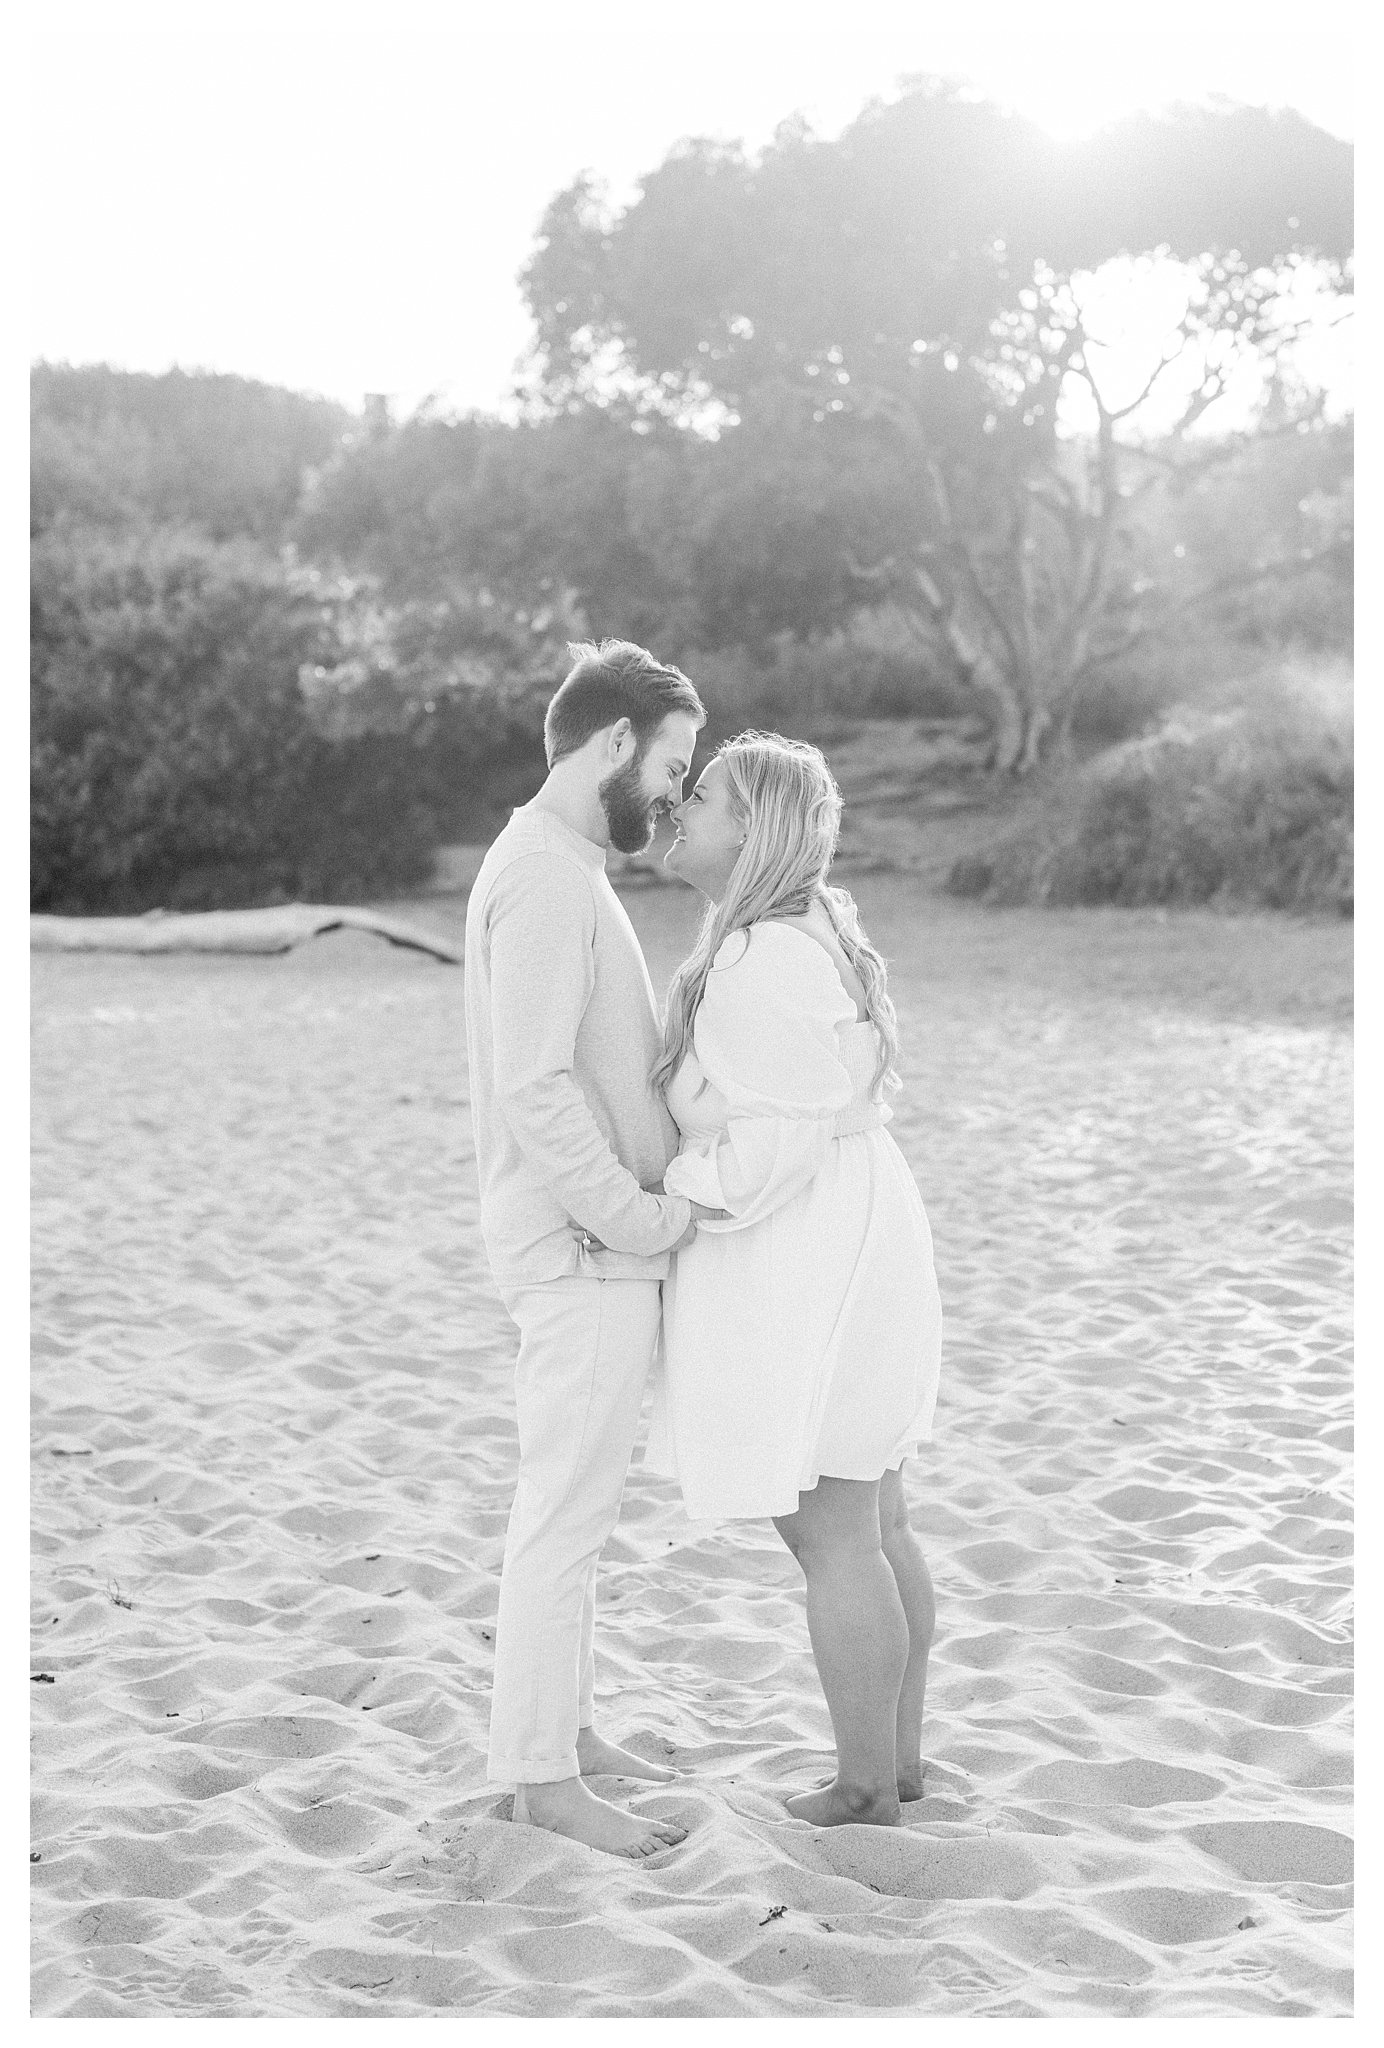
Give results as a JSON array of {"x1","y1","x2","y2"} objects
[
  {"x1": 948, "y1": 670, "x2": 1352, "y2": 914},
  {"x1": 31, "y1": 527, "x2": 434, "y2": 912},
  {"x1": 31, "y1": 362, "x2": 348, "y2": 543},
  {"x1": 293, "y1": 573, "x2": 564, "y2": 840},
  {"x1": 686, "y1": 619, "x2": 972, "y2": 744}
]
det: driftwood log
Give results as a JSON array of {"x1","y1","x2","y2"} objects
[{"x1": 30, "y1": 904, "x2": 462, "y2": 964}]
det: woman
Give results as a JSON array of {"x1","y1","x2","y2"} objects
[{"x1": 645, "y1": 731, "x2": 943, "y2": 1830}]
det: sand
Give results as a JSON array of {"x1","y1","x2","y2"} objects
[{"x1": 30, "y1": 883, "x2": 1352, "y2": 2017}]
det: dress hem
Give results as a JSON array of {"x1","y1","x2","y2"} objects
[{"x1": 676, "y1": 1439, "x2": 929, "y2": 1524}]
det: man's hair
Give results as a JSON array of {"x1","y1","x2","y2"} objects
[{"x1": 544, "y1": 639, "x2": 705, "y2": 767}]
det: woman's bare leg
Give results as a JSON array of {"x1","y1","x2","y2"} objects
[
  {"x1": 772, "y1": 1475, "x2": 907, "y2": 1826},
  {"x1": 878, "y1": 1464, "x2": 935, "y2": 1801}
]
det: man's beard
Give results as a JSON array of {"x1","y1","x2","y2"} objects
[{"x1": 598, "y1": 754, "x2": 662, "y2": 854}]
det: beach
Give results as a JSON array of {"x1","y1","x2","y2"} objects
[{"x1": 30, "y1": 882, "x2": 1353, "y2": 2017}]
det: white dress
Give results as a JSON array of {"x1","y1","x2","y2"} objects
[{"x1": 644, "y1": 921, "x2": 943, "y2": 1521}]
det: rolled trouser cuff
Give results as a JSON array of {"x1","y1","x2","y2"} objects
[{"x1": 488, "y1": 1748, "x2": 580, "y2": 1788}]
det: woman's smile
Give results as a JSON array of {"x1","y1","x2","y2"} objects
[{"x1": 664, "y1": 758, "x2": 745, "y2": 895}]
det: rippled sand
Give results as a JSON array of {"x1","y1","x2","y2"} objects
[{"x1": 30, "y1": 886, "x2": 1352, "y2": 2016}]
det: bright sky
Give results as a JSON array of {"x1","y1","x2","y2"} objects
[{"x1": 27, "y1": 0, "x2": 1356, "y2": 421}]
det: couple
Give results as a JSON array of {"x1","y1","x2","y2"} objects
[{"x1": 463, "y1": 639, "x2": 942, "y2": 1858}]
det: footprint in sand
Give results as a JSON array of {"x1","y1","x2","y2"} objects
[
  {"x1": 796, "y1": 1828, "x2": 1047, "y2": 1902},
  {"x1": 987, "y1": 1905, "x2": 1156, "y2": 1984},
  {"x1": 951, "y1": 1539, "x2": 1042, "y2": 1581},
  {"x1": 1097, "y1": 1484, "x2": 1201, "y2": 1523},
  {"x1": 156, "y1": 1757, "x2": 259, "y2": 1802},
  {"x1": 58, "y1": 1901, "x2": 168, "y2": 1951},
  {"x1": 1017, "y1": 1759, "x2": 1222, "y2": 1807},
  {"x1": 265, "y1": 1795, "x2": 393, "y2": 1860},
  {"x1": 1185, "y1": 1820, "x2": 1353, "y2": 1885},
  {"x1": 1094, "y1": 1883, "x2": 1255, "y2": 1946},
  {"x1": 172, "y1": 1714, "x2": 345, "y2": 1759}
]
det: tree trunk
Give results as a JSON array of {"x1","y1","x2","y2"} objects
[
  {"x1": 1050, "y1": 678, "x2": 1085, "y2": 762},
  {"x1": 911, "y1": 565, "x2": 1039, "y2": 776},
  {"x1": 986, "y1": 683, "x2": 1027, "y2": 774},
  {"x1": 924, "y1": 635, "x2": 1043, "y2": 777},
  {"x1": 1015, "y1": 701, "x2": 1051, "y2": 775}
]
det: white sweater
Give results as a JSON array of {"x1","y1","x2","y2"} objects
[{"x1": 463, "y1": 803, "x2": 691, "y2": 1289}]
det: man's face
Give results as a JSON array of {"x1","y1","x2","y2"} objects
[{"x1": 598, "y1": 712, "x2": 701, "y2": 855}]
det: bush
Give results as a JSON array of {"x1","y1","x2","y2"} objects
[
  {"x1": 1067, "y1": 633, "x2": 1248, "y2": 749},
  {"x1": 31, "y1": 362, "x2": 348, "y2": 543},
  {"x1": 948, "y1": 669, "x2": 1352, "y2": 914},
  {"x1": 31, "y1": 527, "x2": 434, "y2": 912},
  {"x1": 293, "y1": 572, "x2": 565, "y2": 841},
  {"x1": 686, "y1": 618, "x2": 973, "y2": 744}
]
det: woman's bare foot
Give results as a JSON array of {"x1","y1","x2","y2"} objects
[
  {"x1": 784, "y1": 1780, "x2": 901, "y2": 1828},
  {"x1": 802, "y1": 1765, "x2": 929, "y2": 1804},
  {"x1": 513, "y1": 1776, "x2": 687, "y2": 1858},
  {"x1": 576, "y1": 1726, "x2": 676, "y2": 1783}
]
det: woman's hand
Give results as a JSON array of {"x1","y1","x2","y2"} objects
[
  {"x1": 650, "y1": 1173, "x2": 726, "y2": 1220},
  {"x1": 671, "y1": 1201, "x2": 727, "y2": 1253}
]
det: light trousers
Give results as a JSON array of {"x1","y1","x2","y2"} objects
[{"x1": 487, "y1": 1275, "x2": 663, "y2": 1786}]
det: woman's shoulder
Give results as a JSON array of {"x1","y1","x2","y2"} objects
[
  {"x1": 707, "y1": 921, "x2": 856, "y2": 1018},
  {"x1": 710, "y1": 919, "x2": 829, "y2": 973},
  {"x1": 757, "y1": 913, "x2": 836, "y2": 952},
  {"x1": 709, "y1": 927, "x2": 752, "y2": 972}
]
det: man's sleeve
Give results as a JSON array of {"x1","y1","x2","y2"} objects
[
  {"x1": 485, "y1": 853, "x2": 691, "y2": 1255},
  {"x1": 661, "y1": 923, "x2": 853, "y2": 1232}
]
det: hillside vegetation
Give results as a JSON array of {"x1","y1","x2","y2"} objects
[{"x1": 31, "y1": 85, "x2": 1351, "y2": 913}]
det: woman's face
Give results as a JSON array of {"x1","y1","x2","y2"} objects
[{"x1": 664, "y1": 757, "x2": 744, "y2": 899}]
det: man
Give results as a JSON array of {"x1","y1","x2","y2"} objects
[{"x1": 463, "y1": 638, "x2": 708, "y2": 1858}]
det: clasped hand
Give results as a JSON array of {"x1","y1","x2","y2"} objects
[
  {"x1": 667, "y1": 1197, "x2": 728, "y2": 1252},
  {"x1": 580, "y1": 1196, "x2": 727, "y2": 1259}
]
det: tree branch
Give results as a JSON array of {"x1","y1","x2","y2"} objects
[{"x1": 1076, "y1": 542, "x2": 1351, "y2": 675}]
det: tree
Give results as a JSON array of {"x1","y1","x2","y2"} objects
[
  {"x1": 520, "y1": 85, "x2": 1352, "y2": 770},
  {"x1": 1115, "y1": 413, "x2": 1352, "y2": 656},
  {"x1": 31, "y1": 362, "x2": 349, "y2": 543},
  {"x1": 293, "y1": 401, "x2": 708, "y2": 650}
]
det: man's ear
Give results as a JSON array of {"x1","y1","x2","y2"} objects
[{"x1": 607, "y1": 717, "x2": 635, "y2": 761}]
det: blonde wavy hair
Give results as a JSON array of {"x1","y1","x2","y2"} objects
[{"x1": 653, "y1": 731, "x2": 901, "y2": 1097}]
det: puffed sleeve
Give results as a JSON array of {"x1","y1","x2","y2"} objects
[{"x1": 663, "y1": 923, "x2": 857, "y2": 1231}]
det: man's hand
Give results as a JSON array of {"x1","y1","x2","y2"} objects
[
  {"x1": 582, "y1": 1193, "x2": 730, "y2": 1257},
  {"x1": 671, "y1": 1201, "x2": 730, "y2": 1250}
]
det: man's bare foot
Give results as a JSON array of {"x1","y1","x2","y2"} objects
[
  {"x1": 513, "y1": 1776, "x2": 687, "y2": 1858},
  {"x1": 576, "y1": 1726, "x2": 676, "y2": 1783},
  {"x1": 784, "y1": 1780, "x2": 901, "y2": 1828}
]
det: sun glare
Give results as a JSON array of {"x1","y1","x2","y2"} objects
[{"x1": 28, "y1": 10, "x2": 1352, "y2": 417}]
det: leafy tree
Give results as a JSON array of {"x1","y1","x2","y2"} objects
[
  {"x1": 291, "y1": 408, "x2": 492, "y2": 594},
  {"x1": 1117, "y1": 414, "x2": 1352, "y2": 653},
  {"x1": 31, "y1": 362, "x2": 349, "y2": 543},
  {"x1": 521, "y1": 84, "x2": 1352, "y2": 770},
  {"x1": 293, "y1": 403, "x2": 706, "y2": 650}
]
